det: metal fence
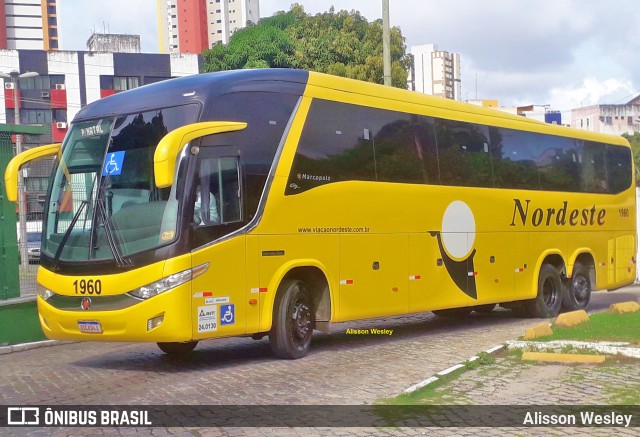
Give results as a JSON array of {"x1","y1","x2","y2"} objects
[{"x1": 0, "y1": 129, "x2": 52, "y2": 301}]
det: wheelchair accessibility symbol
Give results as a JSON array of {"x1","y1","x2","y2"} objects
[
  {"x1": 102, "y1": 151, "x2": 125, "y2": 176},
  {"x1": 220, "y1": 304, "x2": 235, "y2": 326}
]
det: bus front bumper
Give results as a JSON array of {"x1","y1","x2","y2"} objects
[{"x1": 36, "y1": 284, "x2": 193, "y2": 342}]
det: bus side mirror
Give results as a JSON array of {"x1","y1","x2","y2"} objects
[
  {"x1": 153, "y1": 121, "x2": 247, "y2": 188},
  {"x1": 4, "y1": 143, "x2": 61, "y2": 202}
]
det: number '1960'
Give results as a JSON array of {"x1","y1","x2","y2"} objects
[{"x1": 73, "y1": 279, "x2": 102, "y2": 295}]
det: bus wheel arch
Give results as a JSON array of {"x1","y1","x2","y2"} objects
[
  {"x1": 269, "y1": 266, "x2": 331, "y2": 359},
  {"x1": 562, "y1": 253, "x2": 595, "y2": 311}
]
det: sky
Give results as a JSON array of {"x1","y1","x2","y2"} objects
[{"x1": 58, "y1": 0, "x2": 640, "y2": 118}]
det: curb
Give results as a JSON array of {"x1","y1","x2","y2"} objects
[
  {"x1": 402, "y1": 344, "x2": 505, "y2": 394},
  {"x1": 0, "y1": 296, "x2": 36, "y2": 308},
  {"x1": 506, "y1": 339, "x2": 640, "y2": 359},
  {"x1": 522, "y1": 351, "x2": 605, "y2": 364},
  {"x1": 0, "y1": 340, "x2": 68, "y2": 355}
]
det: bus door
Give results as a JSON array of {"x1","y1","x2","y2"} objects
[{"x1": 189, "y1": 145, "x2": 249, "y2": 339}]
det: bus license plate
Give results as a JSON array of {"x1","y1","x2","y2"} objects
[{"x1": 78, "y1": 321, "x2": 103, "y2": 334}]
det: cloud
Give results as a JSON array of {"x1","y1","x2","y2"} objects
[
  {"x1": 59, "y1": 0, "x2": 157, "y2": 52},
  {"x1": 549, "y1": 78, "x2": 637, "y2": 110},
  {"x1": 57, "y1": 0, "x2": 640, "y2": 114}
]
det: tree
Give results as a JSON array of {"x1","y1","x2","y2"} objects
[
  {"x1": 202, "y1": 5, "x2": 410, "y2": 88},
  {"x1": 622, "y1": 132, "x2": 640, "y2": 183}
]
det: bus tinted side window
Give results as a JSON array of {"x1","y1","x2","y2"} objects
[
  {"x1": 287, "y1": 99, "x2": 633, "y2": 196},
  {"x1": 581, "y1": 141, "x2": 608, "y2": 193},
  {"x1": 287, "y1": 100, "x2": 377, "y2": 194},
  {"x1": 532, "y1": 135, "x2": 580, "y2": 192},
  {"x1": 490, "y1": 127, "x2": 541, "y2": 190},
  {"x1": 288, "y1": 100, "x2": 440, "y2": 194},
  {"x1": 607, "y1": 145, "x2": 632, "y2": 194},
  {"x1": 436, "y1": 119, "x2": 493, "y2": 188}
]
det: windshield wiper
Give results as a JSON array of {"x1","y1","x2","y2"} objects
[
  {"x1": 52, "y1": 200, "x2": 87, "y2": 266},
  {"x1": 95, "y1": 199, "x2": 132, "y2": 268}
]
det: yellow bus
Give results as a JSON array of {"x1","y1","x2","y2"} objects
[{"x1": 5, "y1": 70, "x2": 636, "y2": 359}]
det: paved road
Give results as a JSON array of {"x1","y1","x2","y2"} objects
[{"x1": 1, "y1": 286, "x2": 639, "y2": 436}]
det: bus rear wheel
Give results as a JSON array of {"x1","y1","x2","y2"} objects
[
  {"x1": 270, "y1": 279, "x2": 315, "y2": 359},
  {"x1": 562, "y1": 262, "x2": 591, "y2": 311},
  {"x1": 157, "y1": 341, "x2": 198, "y2": 356},
  {"x1": 526, "y1": 264, "x2": 563, "y2": 318}
]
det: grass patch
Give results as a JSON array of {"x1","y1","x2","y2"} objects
[
  {"x1": 535, "y1": 311, "x2": 640, "y2": 345},
  {"x1": 605, "y1": 386, "x2": 640, "y2": 404},
  {"x1": 384, "y1": 366, "x2": 468, "y2": 405},
  {"x1": 0, "y1": 300, "x2": 45, "y2": 346},
  {"x1": 383, "y1": 352, "x2": 498, "y2": 405}
]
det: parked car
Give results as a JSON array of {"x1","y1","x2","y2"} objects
[
  {"x1": 24, "y1": 231, "x2": 41, "y2": 263},
  {"x1": 17, "y1": 221, "x2": 42, "y2": 264}
]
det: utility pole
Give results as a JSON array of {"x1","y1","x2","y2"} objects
[
  {"x1": 0, "y1": 70, "x2": 39, "y2": 267},
  {"x1": 382, "y1": 0, "x2": 392, "y2": 86}
]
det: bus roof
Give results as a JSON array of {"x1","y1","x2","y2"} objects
[
  {"x1": 73, "y1": 69, "x2": 309, "y2": 123},
  {"x1": 74, "y1": 68, "x2": 627, "y2": 148}
]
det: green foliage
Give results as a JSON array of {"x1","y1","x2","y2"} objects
[
  {"x1": 540, "y1": 311, "x2": 640, "y2": 344},
  {"x1": 202, "y1": 4, "x2": 410, "y2": 88},
  {"x1": 622, "y1": 132, "x2": 640, "y2": 183}
]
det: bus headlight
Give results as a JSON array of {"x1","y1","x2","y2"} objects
[
  {"x1": 36, "y1": 284, "x2": 55, "y2": 301},
  {"x1": 128, "y1": 263, "x2": 209, "y2": 300}
]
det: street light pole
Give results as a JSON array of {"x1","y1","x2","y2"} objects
[
  {"x1": 382, "y1": 0, "x2": 392, "y2": 86},
  {"x1": 0, "y1": 70, "x2": 39, "y2": 267}
]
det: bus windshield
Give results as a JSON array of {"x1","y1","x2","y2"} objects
[{"x1": 43, "y1": 104, "x2": 199, "y2": 263}]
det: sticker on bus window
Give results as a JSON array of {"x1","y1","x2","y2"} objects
[
  {"x1": 161, "y1": 231, "x2": 175, "y2": 241},
  {"x1": 102, "y1": 151, "x2": 125, "y2": 176}
]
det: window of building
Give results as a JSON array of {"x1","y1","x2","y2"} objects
[
  {"x1": 19, "y1": 109, "x2": 52, "y2": 124},
  {"x1": 18, "y1": 74, "x2": 64, "y2": 90},
  {"x1": 100, "y1": 76, "x2": 140, "y2": 92},
  {"x1": 52, "y1": 108, "x2": 67, "y2": 123}
]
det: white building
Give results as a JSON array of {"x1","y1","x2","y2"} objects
[
  {"x1": 410, "y1": 44, "x2": 461, "y2": 101},
  {"x1": 0, "y1": 0, "x2": 59, "y2": 50}
]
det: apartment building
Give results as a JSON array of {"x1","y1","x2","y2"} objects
[
  {"x1": 572, "y1": 95, "x2": 640, "y2": 135},
  {"x1": 0, "y1": 0, "x2": 58, "y2": 50},
  {"x1": 409, "y1": 43, "x2": 461, "y2": 101},
  {"x1": 0, "y1": 49, "x2": 200, "y2": 216},
  {"x1": 158, "y1": 0, "x2": 260, "y2": 53}
]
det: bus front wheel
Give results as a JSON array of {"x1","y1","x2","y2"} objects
[
  {"x1": 562, "y1": 262, "x2": 591, "y2": 311},
  {"x1": 157, "y1": 341, "x2": 198, "y2": 356},
  {"x1": 269, "y1": 279, "x2": 315, "y2": 359},
  {"x1": 526, "y1": 264, "x2": 563, "y2": 318}
]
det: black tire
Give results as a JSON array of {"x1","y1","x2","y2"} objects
[
  {"x1": 473, "y1": 304, "x2": 496, "y2": 313},
  {"x1": 269, "y1": 279, "x2": 315, "y2": 359},
  {"x1": 157, "y1": 341, "x2": 198, "y2": 356},
  {"x1": 562, "y1": 262, "x2": 592, "y2": 311},
  {"x1": 526, "y1": 264, "x2": 563, "y2": 318},
  {"x1": 433, "y1": 308, "x2": 472, "y2": 318}
]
